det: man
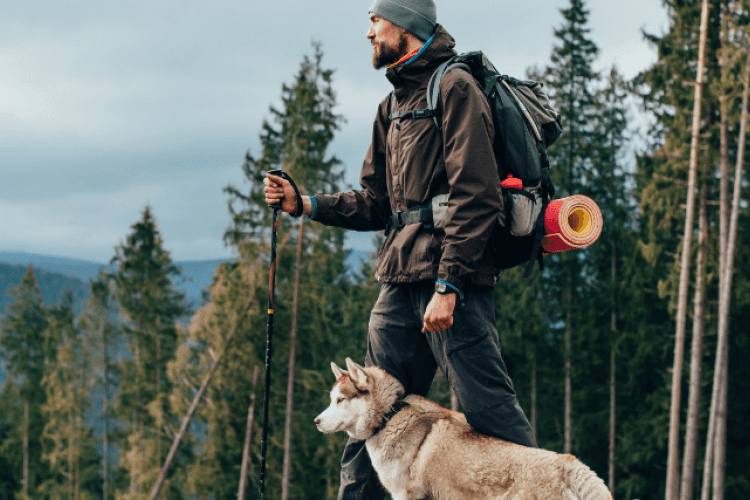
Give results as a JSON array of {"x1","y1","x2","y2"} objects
[{"x1": 264, "y1": 1, "x2": 537, "y2": 498}]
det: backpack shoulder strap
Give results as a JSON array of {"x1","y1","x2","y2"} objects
[{"x1": 426, "y1": 56, "x2": 472, "y2": 130}]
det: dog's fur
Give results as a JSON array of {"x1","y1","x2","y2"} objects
[{"x1": 315, "y1": 358, "x2": 612, "y2": 500}]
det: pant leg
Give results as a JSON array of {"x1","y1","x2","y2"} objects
[
  {"x1": 337, "y1": 437, "x2": 388, "y2": 500},
  {"x1": 338, "y1": 283, "x2": 438, "y2": 500},
  {"x1": 416, "y1": 284, "x2": 538, "y2": 448}
]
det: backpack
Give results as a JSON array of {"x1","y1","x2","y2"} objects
[{"x1": 386, "y1": 51, "x2": 562, "y2": 278}]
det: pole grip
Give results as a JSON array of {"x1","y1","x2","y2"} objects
[{"x1": 267, "y1": 169, "x2": 304, "y2": 216}]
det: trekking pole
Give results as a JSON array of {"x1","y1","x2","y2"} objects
[{"x1": 259, "y1": 169, "x2": 301, "y2": 500}]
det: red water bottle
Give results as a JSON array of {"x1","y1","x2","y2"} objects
[{"x1": 501, "y1": 175, "x2": 523, "y2": 189}]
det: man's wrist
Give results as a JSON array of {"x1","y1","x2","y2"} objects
[
  {"x1": 435, "y1": 280, "x2": 460, "y2": 293},
  {"x1": 302, "y1": 196, "x2": 313, "y2": 217},
  {"x1": 435, "y1": 280, "x2": 463, "y2": 298}
]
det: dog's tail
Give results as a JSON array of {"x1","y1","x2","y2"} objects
[{"x1": 563, "y1": 457, "x2": 613, "y2": 500}]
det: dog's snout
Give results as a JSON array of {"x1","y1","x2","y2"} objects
[{"x1": 314, "y1": 417, "x2": 321, "y2": 426}]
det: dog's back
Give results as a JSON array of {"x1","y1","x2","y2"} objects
[
  {"x1": 370, "y1": 394, "x2": 611, "y2": 500},
  {"x1": 317, "y1": 360, "x2": 612, "y2": 500}
]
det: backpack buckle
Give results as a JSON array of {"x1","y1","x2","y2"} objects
[{"x1": 392, "y1": 210, "x2": 405, "y2": 229}]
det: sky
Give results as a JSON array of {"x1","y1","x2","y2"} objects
[{"x1": 1, "y1": 0, "x2": 669, "y2": 263}]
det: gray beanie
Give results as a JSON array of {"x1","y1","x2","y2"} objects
[{"x1": 369, "y1": 0, "x2": 437, "y2": 41}]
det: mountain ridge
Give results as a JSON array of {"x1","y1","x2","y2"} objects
[{"x1": 0, "y1": 250, "x2": 373, "y2": 313}]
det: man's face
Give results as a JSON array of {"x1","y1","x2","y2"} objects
[{"x1": 367, "y1": 14, "x2": 409, "y2": 70}]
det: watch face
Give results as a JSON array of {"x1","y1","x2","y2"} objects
[{"x1": 435, "y1": 283, "x2": 449, "y2": 294}]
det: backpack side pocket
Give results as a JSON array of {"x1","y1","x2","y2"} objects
[{"x1": 504, "y1": 184, "x2": 542, "y2": 237}]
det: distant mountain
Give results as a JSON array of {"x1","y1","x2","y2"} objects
[
  {"x1": 0, "y1": 262, "x2": 88, "y2": 315},
  {"x1": 0, "y1": 250, "x2": 375, "y2": 316},
  {"x1": 0, "y1": 251, "x2": 110, "y2": 284},
  {"x1": 0, "y1": 252, "x2": 223, "y2": 312}
]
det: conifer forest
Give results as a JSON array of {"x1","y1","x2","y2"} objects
[{"x1": 1, "y1": 1, "x2": 749, "y2": 499}]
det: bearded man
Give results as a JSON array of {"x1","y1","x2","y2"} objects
[{"x1": 264, "y1": 1, "x2": 537, "y2": 498}]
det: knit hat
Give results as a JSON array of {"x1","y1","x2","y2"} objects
[{"x1": 369, "y1": 0, "x2": 437, "y2": 41}]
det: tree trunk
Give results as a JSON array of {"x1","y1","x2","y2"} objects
[
  {"x1": 702, "y1": 22, "x2": 732, "y2": 499},
  {"x1": 712, "y1": 357, "x2": 729, "y2": 500},
  {"x1": 565, "y1": 282, "x2": 572, "y2": 454},
  {"x1": 711, "y1": 38, "x2": 750, "y2": 500},
  {"x1": 75, "y1": 413, "x2": 82, "y2": 500},
  {"x1": 719, "y1": 86, "x2": 730, "y2": 286},
  {"x1": 282, "y1": 218, "x2": 305, "y2": 500},
  {"x1": 23, "y1": 399, "x2": 29, "y2": 496},
  {"x1": 69, "y1": 408, "x2": 75, "y2": 499},
  {"x1": 665, "y1": 1, "x2": 710, "y2": 498},
  {"x1": 150, "y1": 329, "x2": 235, "y2": 499},
  {"x1": 131, "y1": 340, "x2": 141, "y2": 495},
  {"x1": 531, "y1": 358, "x2": 537, "y2": 438},
  {"x1": 238, "y1": 365, "x2": 261, "y2": 500},
  {"x1": 157, "y1": 328, "x2": 162, "y2": 465},
  {"x1": 680, "y1": 183, "x2": 709, "y2": 500},
  {"x1": 103, "y1": 325, "x2": 110, "y2": 500},
  {"x1": 609, "y1": 240, "x2": 617, "y2": 496}
]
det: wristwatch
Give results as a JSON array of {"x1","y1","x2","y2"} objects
[{"x1": 435, "y1": 281, "x2": 464, "y2": 304}]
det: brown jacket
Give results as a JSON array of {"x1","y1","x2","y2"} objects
[{"x1": 314, "y1": 26, "x2": 501, "y2": 289}]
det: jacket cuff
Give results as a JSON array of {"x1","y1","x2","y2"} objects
[{"x1": 311, "y1": 193, "x2": 332, "y2": 222}]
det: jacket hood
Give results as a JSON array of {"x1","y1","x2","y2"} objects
[{"x1": 385, "y1": 25, "x2": 456, "y2": 95}]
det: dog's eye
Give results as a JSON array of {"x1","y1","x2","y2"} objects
[{"x1": 336, "y1": 397, "x2": 345, "y2": 404}]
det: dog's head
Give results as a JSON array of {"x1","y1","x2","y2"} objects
[{"x1": 314, "y1": 358, "x2": 376, "y2": 439}]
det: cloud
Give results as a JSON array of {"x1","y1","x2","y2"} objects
[
  {"x1": 0, "y1": 163, "x2": 245, "y2": 262},
  {"x1": 0, "y1": 0, "x2": 668, "y2": 262}
]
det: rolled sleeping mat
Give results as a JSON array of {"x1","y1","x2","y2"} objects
[{"x1": 542, "y1": 195, "x2": 603, "y2": 254}]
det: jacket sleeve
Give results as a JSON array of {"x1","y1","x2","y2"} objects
[
  {"x1": 437, "y1": 71, "x2": 502, "y2": 290},
  {"x1": 312, "y1": 99, "x2": 391, "y2": 231}
]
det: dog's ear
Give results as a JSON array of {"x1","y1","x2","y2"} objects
[
  {"x1": 331, "y1": 362, "x2": 347, "y2": 380},
  {"x1": 345, "y1": 357, "x2": 370, "y2": 389}
]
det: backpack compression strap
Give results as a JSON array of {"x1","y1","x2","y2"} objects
[
  {"x1": 521, "y1": 168, "x2": 555, "y2": 277},
  {"x1": 388, "y1": 93, "x2": 440, "y2": 125}
]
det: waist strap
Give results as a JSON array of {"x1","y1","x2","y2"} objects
[{"x1": 384, "y1": 204, "x2": 433, "y2": 236}]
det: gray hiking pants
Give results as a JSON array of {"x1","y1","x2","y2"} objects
[{"x1": 338, "y1": 282, "x2": 537, "y2": 500}]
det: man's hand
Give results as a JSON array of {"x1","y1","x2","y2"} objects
[
  {"x1": 263, "y1": 174, "x2": 309, "y2": 215},
  {"x1": 422, "y1": 292, "x2": 456, "y2": 333}
]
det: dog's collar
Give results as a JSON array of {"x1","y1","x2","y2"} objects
[{"x1": 372, "y1": 400, "x2": 411, "y2": 435}]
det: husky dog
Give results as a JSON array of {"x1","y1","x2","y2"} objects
[{"x1": 315, "y1": 358, "x2": 612, "y2": 500}]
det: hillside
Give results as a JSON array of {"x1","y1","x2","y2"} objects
[
  {"x1": 0, "y1": 250, "x2": 373, "y2": 317},
  {"x1": 0, "y1": 263, "x2": 88, "y2": 315}
]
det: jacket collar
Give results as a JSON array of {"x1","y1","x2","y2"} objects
[{"x1": 385, "y1": 25, "x2": 457, "y2": 98}]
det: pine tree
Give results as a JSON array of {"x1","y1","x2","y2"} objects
[
  {"x1": 628, "y1": 1, "x2": 750, "y2": 498},
  {"x1": 40, "y1": 291, "x2": 100, "y2": 500},
  {"x1": 0, "y1": 377, "x2": 22, "y2": 499},
  {"x1": 109, "y1": 206, "x2": 187, "y2": 499},
  {"x1": 0, "y1": 267, "x2": 51, "y2": 498},
  {"x1": 173, "y1": 44, "x2": 377, "y2": 500},
  {"x1": 77, "y1": 274, "x2": 120, "y2": 500},
  {"x1": 543, "y1": 0, "x2": 601, "y2": 456},
  {"x1": 587, "y1": 66, "x2": 633, "y2": 495}
]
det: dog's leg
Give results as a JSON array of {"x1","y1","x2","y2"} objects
[
  {"x1": 390, "y1": 492, "x2": 412, "y2": 500},
  {"x1": 389, "y1": 483, "x2": 427, "y2": 500}
]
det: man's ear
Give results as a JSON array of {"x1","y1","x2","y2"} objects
[
  {"x1": 345, "y1": 358, "x2": 370, "y2": 389},
  {"x1": 331, "y1": 362, "x2": 347, "y2": 381}
]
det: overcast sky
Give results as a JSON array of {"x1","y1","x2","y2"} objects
[{"x1": 1, "y1": 0, "x2": 668, "y2": 263}]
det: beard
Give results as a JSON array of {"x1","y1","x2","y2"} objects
[{"x1": 372, "y1": 30, "x2": 409, "y2": 70}]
